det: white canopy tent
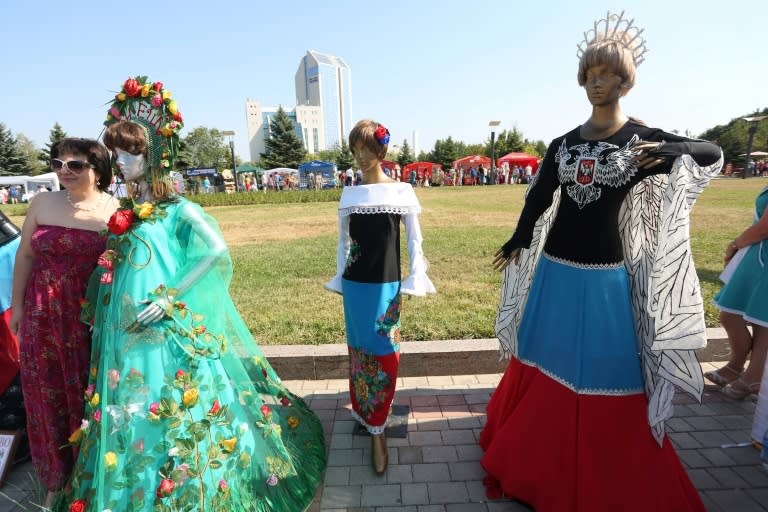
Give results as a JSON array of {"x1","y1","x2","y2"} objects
[{"x1": 0, "y1": 172, "x2": 60, "y2": 193}]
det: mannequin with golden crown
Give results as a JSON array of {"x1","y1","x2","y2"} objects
[
  {"x1": 56, "y1": 76, "x2": 326, "y2": 512},
  {"x1": 481, "y1": 12, "x2": 723, "y2": 511}
]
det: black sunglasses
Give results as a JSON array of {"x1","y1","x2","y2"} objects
[{"x1": 51, "y1": 158, "x2": 93, "y2": 174}]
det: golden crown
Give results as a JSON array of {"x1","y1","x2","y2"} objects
[{"x1": 576, "y1": 10, "x2": 649, "y2": 66}]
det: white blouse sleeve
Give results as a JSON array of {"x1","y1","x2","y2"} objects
[
  {"x1": 400, "y1": 212, "x2": 436, "y2": 296},
  {"x1": 324, "y1": 214, "x2": 350, "y2": 294}
]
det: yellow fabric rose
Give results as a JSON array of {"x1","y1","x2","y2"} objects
[
  {"x1": 90, "y1": 393, "x2": 100, "y2": 407},
  {"x1": 287, "y1": 416, "x2": 299, "y2": 429},
  {"x1": 68, "y1": 428, "x2": 83, "y2": 444},
  {"x1": 182, "y1": 388, "x2": 199, "y2": 407},
  {"x1": 104, "y1": 451, "x2": 118, "y2": 470},
  {"x1": 220, "y1": 437, "x2": 237, "y2": 453},
  {"x1": 162, "y1": 90, "x2": 172, "y2": 100},
  {"x1": 137, "y1": 202, "x2": 154, "y2": 219},
  {"x1": 168, "y1": 100, "x2": 178, "y2": 115},
  {"x1": 159, "y1": 124, "x2": 173, "y2": 137},
  {"x1": 141, "y1": 84, "x2": 151, "y2": 97},
  {"x1": 117, "y1": 92, "x2": 126, "y2": 101}
]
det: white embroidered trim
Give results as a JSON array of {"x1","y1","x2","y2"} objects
[
  {"x1": 518, "y1": 357, "x2": 645, "y2": 396},
  {"x1": 543, "y1": 252, "x2": 624, "y2": 270},
  {"x1": 339, "y1": 205, "x2": 421, "y2": 217},
  {"x1": 350, "y1": 409, "x2": 387, "y2": 434}
]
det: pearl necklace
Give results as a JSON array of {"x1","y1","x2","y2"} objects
[{"x1": 66, "y1": 190, "x2": 106, "y2": 212}]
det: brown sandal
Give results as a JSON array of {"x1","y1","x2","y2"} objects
[
  {"x1": 703, "y1": 365, "x2": 741, "y2": 387},
  {"x1": 720, "y1": 377, "x2": 760, "y2": 400}
]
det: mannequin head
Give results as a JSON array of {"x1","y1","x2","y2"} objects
[
  {"x1": 349, "y1": 119, "x2": 389, "y2": 166},
  {"x1": 103, "y1": 120, "x2": 173, "y2": 200},
  {"x1": 577, "y1": 39, "x2": 636, "y2": 95}
]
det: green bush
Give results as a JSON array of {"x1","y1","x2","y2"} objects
[
  {"x1": 0, "y1": 203, "x2": 28, "y2": 216},
  {"x1": 186, "y1": 189, "x2": 341, "y2": 207}
]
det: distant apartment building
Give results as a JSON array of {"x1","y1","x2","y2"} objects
[
  {"x1": 246, "y1": 50, "x2": 351, "y2": 163},
  {"x1": 245, "y1": 100, "x2": 323, "y2": 162},
  {"x1": 295, "y1": 50, "x2": 352, "y2": 150}
]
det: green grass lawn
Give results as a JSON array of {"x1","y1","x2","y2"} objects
[{"x1": 4, "y1": 178, "x2": 764, "y2": 344}]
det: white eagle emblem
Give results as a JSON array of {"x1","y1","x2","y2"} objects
[{"x1": 556, "y1": 134, "x2": 642, "y2": 208}]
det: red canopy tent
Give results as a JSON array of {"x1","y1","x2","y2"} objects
[
  {"x1": 401, "y1": 162, "x2": 442, "y2": 182},
  {"x1": 452, "y1": 155, "x2": 491, "y2": 171},
  {"x1": 497, "y1": 152, "x2": 540, "y2": 173}
]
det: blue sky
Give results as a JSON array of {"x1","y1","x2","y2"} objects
[{"x1": 1, "y1": 0, "x2": 765, "y2": 161}]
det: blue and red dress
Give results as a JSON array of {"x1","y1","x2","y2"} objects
[
  {"x1": 484, "y1": 121, "x2": 722, "y2": 511},
  {"x1": 327, "y1": 182, "x2": 435, "y2": 433}
]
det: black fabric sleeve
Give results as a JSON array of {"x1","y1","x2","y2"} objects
[
  {"x1": 648, "y1": 131, "x2": 721, "y2": 167},
  {"x1": 500, "y1": 139, "x2": 561, "y2": 254}
]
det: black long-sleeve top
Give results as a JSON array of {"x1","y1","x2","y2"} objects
[{"x1": 506, "y1": 120, "x2": 721, "y2": 265}]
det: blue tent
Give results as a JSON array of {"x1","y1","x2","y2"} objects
[{"x1": 298, "y1": 160, "x2": 337, "y2": 189}]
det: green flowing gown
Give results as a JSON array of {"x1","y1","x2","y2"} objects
[{"x1": 57, "y1": 198, "x2": 326, "y2": 512}]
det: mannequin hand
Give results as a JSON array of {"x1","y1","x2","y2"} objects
[
  {"x1": 631, "y1": 140, "x2": 664, "y2": 169},
  {"x1": 492, "y1": 246, "x2": 521, "y2": 272},
  {"x1": 126, "y1": 298, "x2": 171, "y2": 332}
]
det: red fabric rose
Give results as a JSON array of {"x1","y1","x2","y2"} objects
[
  {"x1": 100, "y1": 271, "x2": 113, "y2": 285},
  {"x1": 69, "y1": 499, "x2": 87, "y2": 512},
  {"x1": 152, "y1": 81, "x2": 163, "y2": 92},
  {"x1": 175, "y1": 369, "x2": 185, "y2": 380},
  {"x1": 156, "y1": 478, "x2": 175, "y2": 498},
  {"x1": 173, "y1": 111, "x2": 183, "y2": 123},
  {"x1": 209, "y1": 400, "x2": 221, "y2": 415},
  {"x1": 97, "y1": 250, "x2": 115, "y2": 271},
  {"x1": 107, "y1": 209, "x2": 135, "y2": 235},
  {"x1": 260, "y1": 404, "x2": 271, "y2": 417},
  {"x1": 123, "y1": 78, "x2": 142, "y2": 97},
  {"x1": 280, "y1": 396, "x2": 290, "y2": 406}
]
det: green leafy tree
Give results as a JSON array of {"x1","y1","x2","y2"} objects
[
  {"x1": 260, "y1": 107, "x2": 307, "y2": 169},
  {"x1": 700, "y1": 108, "x2": 768, "y2": 166},
  {"x1": 16, "y1": 133, "x2": 45, "y2": 175},
  {"x1": 396, "y1": 139, "x2": 414, "y2": 168},
  {"x1": 335, "y1": 140, "x2": 355, "y2": 170},
  {"x1": 183, "y1": 127, "x2": 231, "y2": 169},
  {"x1": 315, "y1": 149, "x2": 337, "y2": 163},
  {"x1": 428, "y1": 137, "x2": 459, "y2": 170},
  {"x1": 38, "y1": 122, "x2": 67, "y2": 166},
  {"x1": 0, "y1": 123, "x2": 27, "y2": 176}
]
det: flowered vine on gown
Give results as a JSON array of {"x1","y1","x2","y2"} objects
[
  {"x1": 69, "y1": 201, "x2": 303, "y2": 512},
  {"x1": 345, "y1": 239, "x2": 361, "y2": 270},
  {"x1": 375, "y1": 294, "x2": 401, "y2": 350}
]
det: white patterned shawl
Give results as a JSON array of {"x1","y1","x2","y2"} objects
[{"x1": 495, "y1": 153, "x2": 723, "y2": 445}]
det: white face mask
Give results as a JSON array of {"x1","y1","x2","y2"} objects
[{"x1": 115, "y1": 148, "x2": 147, "y2": 182}]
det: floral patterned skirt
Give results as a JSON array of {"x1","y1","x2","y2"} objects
[{"x1": 342, "y1": 279, "x2": 401, "y2": 434}]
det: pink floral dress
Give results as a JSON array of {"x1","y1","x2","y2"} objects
[{"x1": 19, "y1": 225, "x2": 106, "y2": 489}]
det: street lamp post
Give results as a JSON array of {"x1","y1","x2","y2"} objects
[
  {"x1": 222, "y1": 130, "x2": 237, "y2": 190},
  {"x1": 489, "y1": 120, "x2": 501, "y2": 185},
  {"x1": 742, "y1": 116, "x2": 767, "y2": 179}
]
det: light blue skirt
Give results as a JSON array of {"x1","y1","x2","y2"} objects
[
  {"x1": 517, "y1": 254, "x2": 644, "y2": 395},
  {"x1": 714, "y1": 242, "x2": 768, "y2": 327}
]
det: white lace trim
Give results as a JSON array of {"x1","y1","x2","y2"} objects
[
  {"x1": 339, "y1": 205, "x2": 421, "y2": 217},
  {"x1": 543, "y1": 252, "x2": 624, "y2": 270},
  {"x1": 350, "y1": 409, "x2": 387, "y2": 434},
  {"x1": 518, "y1": 357, "x2": 645, "y2": 396}
]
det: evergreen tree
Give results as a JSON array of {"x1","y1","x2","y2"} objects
[
  {"x1": 260, "y1": 107, "x2": 307, "y2": 169},
  {"x1": 335, "y1": 140, "x2": 355, "y2": 170},
  {"x1": 428, "y1": 137, "x2": 459, "y2": 170},
  {"x1": 396, "y1": 139, "x2": 414, "y2": 168},
  {"x1": 0, "y1": 123, "x2": 27, "y2": 176},
  {"x1": 38, "y1": 122, "x2": 67, "y2": 166}
]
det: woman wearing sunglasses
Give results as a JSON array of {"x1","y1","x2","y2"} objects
[{"x1": 9, "y1": 137, "x2": 119, "y2": 508}]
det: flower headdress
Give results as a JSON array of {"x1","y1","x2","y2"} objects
[
  {"x1": 374, "y1": 125, "x2": 390, "y2": 145},
  {"x1": 104, "y1": 76, "x2": 184, "y2": 179},
  {"x1": 576, "y1": 10, "x2": 649, "y2": 66}
]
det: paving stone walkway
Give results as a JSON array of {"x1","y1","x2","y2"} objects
[{"x1": 1, "y1": 364, "x2": 766, "y2": 511}]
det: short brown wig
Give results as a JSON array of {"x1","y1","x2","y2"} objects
[
  {"x1": 103, "y1": 120, "x2": 147, "y2": 155},
  {"x1": 349, "y1": 119, "x2": 388, "y2": 160},
  {"x1": 577, "y1": 39, "x2": 636, "y2": 91},
  {"x1": 51, "y1": 138, "x2": 112, "y2": 192}
]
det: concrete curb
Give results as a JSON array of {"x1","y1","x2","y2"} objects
[{"x1": 262, "y1": 327, "x2": 733, "y2": 380}]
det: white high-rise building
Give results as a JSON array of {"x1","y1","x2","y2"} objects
[{"x1": 295, "y1": 50, "x2": 352, "y2": 149}]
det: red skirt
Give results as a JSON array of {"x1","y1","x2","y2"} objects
[{"x1": 479, "y1": 358, "x2": 704, "y2": 512}]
